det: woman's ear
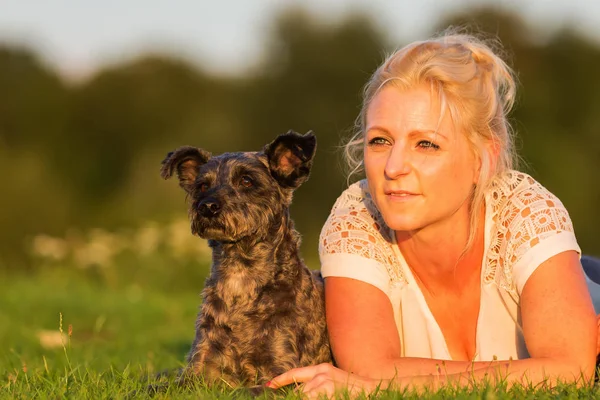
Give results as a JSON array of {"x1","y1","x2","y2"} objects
[
  {"x1": 471, "y1": 142, "x2": 484, "y2": 185},
  {"x1": 487, "y1": 137, "x2": 501, "y2": 172},
  {"x1": 472, "y1": 137, "x2": 501, "y2": 185}
]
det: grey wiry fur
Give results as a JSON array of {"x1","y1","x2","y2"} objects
[{"x1": 161, "y1": 130, "x2": 331, "y2": 387}]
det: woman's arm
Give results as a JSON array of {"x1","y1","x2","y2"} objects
[
  {"x1": 324, "y1": 276, "x2": 496, "y2": 377},
  {"x1": 512, "y1": 250, "x2": 596, "y2": 383},
  {"x1": 269, "y1": 251, "x2": 597, "y2": 395}
]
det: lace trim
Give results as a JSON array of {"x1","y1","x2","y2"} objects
[
  {"x1": 483, "y1": 171, "x2": 575, "y2": 294},
  {"x1": 319, "y1": 180, "x2": 406, "y2": 287}
]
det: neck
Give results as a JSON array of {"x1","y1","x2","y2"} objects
[{"x1": 397, "y1": 204, "x2": 485, "y2": 289}]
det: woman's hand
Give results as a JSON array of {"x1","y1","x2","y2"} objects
[{"x1": 266, "y1": 363, "x2": 381, "y2": 399}]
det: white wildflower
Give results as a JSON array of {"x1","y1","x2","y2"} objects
[{"x1": 31, "y1": 235, "x2": 68, "y2": 261}]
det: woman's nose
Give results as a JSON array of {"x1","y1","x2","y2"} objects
[{"x1": 384, "y1": 144, "x2": 411, "y2": 179}]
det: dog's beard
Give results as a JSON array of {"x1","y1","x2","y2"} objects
[
  {"x1": 193, "y1": 219, "x2": 232, "y2": 241},
  {"x1": 190, "y1": 202, "x2": 282, "y2": 243},
  {"x1": 198, "y1": 228, "x2": 238, "y2": 242},
  {"x1": 192, "y1": 216, "x2": 250, "y2": 242}
]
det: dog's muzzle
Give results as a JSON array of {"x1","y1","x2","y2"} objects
[{"x1": 199, "y1": 198, "x2": 221, "y2": 217}]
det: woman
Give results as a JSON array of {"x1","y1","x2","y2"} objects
[{"x1": 267, "y1": 31, "x2": 599, "y2": 398}]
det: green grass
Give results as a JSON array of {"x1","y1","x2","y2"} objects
[{"x1": 1, "y1": 266, "x2": 600, "y2": 399}]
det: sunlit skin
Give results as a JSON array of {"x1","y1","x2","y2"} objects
[
  {"x1": 266, "y1": 84, "x2": 597, "y2": 399},
  {"x1": 364, "y1": 83, "x2": 479, "y2": 241}
]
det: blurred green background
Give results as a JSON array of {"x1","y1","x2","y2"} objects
[{"x1": 1, "y1": 6, "x2": 599, "y2": 275}]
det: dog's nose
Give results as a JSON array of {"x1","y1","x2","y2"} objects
[{"x1": 199, "y1": 200, "x2": 221, "y2": 217}]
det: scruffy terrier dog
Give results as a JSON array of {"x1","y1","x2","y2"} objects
[{"x1": 160, "y1": 131, "x2": 331, "y2": 387}]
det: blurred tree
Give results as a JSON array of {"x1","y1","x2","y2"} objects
[
  {"x1": 0, "y1": 46, "x2": 71, "y2": 267},
  {"x1": 0, "y1": 46, "x2": 68, "y2": 151}
]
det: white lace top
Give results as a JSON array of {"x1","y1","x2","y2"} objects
[{"x1": 320, "y1": 171, "x2": 581, "y2": 361}]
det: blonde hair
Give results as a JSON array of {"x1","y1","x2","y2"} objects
[{"x1": 344, "y1": 30, "x2": 518, "y2": 250}]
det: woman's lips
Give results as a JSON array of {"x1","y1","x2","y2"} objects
[{"x1": 384, "y1": 190, "x2": 420, "y2": 201}]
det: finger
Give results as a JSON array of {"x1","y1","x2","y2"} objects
[
  {"x1": 299, "y1": 373, "x2": 327, "y2": 394},
  {"x1": 304, "y1": 383, "x2": 335, "y2": 400},
  {"x1": 267, "y1": 366, "x2": 321, "y2": 389}
]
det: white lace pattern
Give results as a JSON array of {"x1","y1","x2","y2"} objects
[{"x1": 483, "y1": 171, "x2": 575, "y2": 293}]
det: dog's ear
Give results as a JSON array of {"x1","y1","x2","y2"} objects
[
  {"x1": 161, "y1": 146, "x2": 211, "y2": 191},
  {"x1": 264, "y1": 130, "x2": 316, "y2": 189}
]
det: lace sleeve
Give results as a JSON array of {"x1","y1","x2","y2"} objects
[
  {"x1": 486, "y1": 172, "x2": 581, "y2": 295},
  {"x1": 319, "y1": 181, "x2": 406, "y2": 296}
]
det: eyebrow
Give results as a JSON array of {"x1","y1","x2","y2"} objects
[
  {"x1": 426, "y1": 130, "x2": 448, "y2": 140},
  {"x1": 366, "y1": 126, "x2": 448, "y2": 140}
]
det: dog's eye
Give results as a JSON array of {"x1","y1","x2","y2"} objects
[
  {"x1": 199, "y1": 183, "x2": 209, "y2": 192},
  {"x1": 240, "y1": 176, "x2": 254, "y2": 188}
]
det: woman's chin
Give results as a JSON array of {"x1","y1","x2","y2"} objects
[{"x1": 382, "y1": 217, "x2": 423, "y2": 234}]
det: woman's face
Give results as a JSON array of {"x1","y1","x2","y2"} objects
[{"x1": 364, "y1": 84, "x2": 479, "y2": 235}]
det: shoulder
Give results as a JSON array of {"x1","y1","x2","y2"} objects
[
  {"x1": 484, "y1": 170, "x2": 580, "y2": 295},
  {"x1": 319, "y1": 179, "x2": 406, "y2": 288},
  {"x1": 487, "y1": 170, "x2": 574, "y2": 235}
]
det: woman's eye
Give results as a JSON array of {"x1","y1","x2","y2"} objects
[
  {"x1": 417, "y1": 140, "x2": 440, "y2": 150},
  {"x1": 367, "y1": 137, "x2": 390, "y2": 146},
  {"x1": 199, "y1": 183, "x2": 209, "y2": 192},
  {"x1": 240, "y1": 176, "x2": 254, "y2": 188}
]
